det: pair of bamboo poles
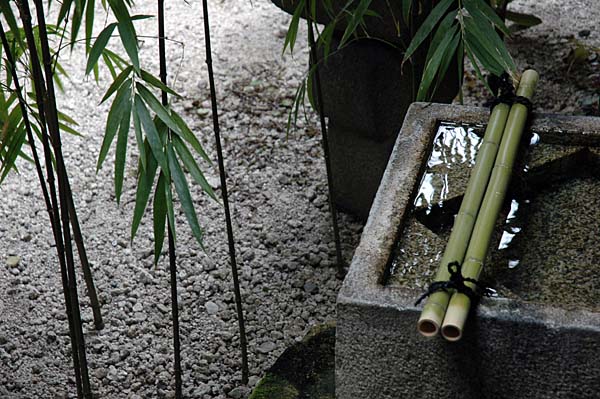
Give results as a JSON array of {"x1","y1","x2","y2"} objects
[{"x1": 416, "y1": 69, "x2": 539, "y2": 341}]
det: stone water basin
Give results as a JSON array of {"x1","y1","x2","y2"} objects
[{"x1": 336, "y1": 103, "x2": 600, "y2": 399}]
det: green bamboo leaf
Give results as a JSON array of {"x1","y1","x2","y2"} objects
[
  {"x1": 403, "y1": 0, "x2": 454, "y2": 63},
  {"x1": 456, "y1": 40, "x2": 465, "y2": 104},
  {"x1": 401, "y1": 0, "x2": 412, "y2": 26},
  {"x1": 58, "y1": 121, "x2": 83, "y2": 137},
  {"x1": 108, "y1": 0, "x2": 140, "y2": 71},
  {"x1": 0, "y1": 2, "x2": 24, "y2": 49},
  {"x1": 85, "y1": 0, "x2": 96, "y2": 50},
  {"x1": 283, "y1": 0, "x2": 305, "y2": 54},
  {"x1": 86, "y1": 22, "x2": 117, "y2": 75},
  {"x1": 339, "y1": 0, "x2": 374, "y2": 47},
  {"x1": 464, "y1": 28, "x2": 504, "y2": 76},
  {"x1": 153, "y1": 172, "x2": 167, "y2": 265},
  {"x1": 505, "y1": 10, "x2": 542, "y2": 28},
  {"x1": 172, "y1": 135, "x2": 217, "y2": 201},
  {"x1": 70, "y1": 1, "x2": 84, "y2": 46},
  {"x1": 317, "y1": 22, "x2": 335, "y2": 60},
  {"x1": 465, "y1": 45, "x2": 493, "y2": 93},
  {"x1": 102, "y1": 52, "x2": 117, "y2": 79},
  {"x1": 101, "y1": 65, "x2": 133, "y2": 103},
  {"x1": 0, "y1": 126, "x2": 26, "y2": 184},
  {"x1": 131, "y1": 141, "x2": 158, "y2": 241},
  {"x1": 169, "y1": 110, "x2": 211, "y2": 164},
  {"x1": 114, "y1": 98, "x2": 132, "y2": 203},
  {"x1": 97, "y1": 79, "x2": 131, "y2": 171},
  {"x1": 134, "y1": 94, "x2": 168, "y2": 174},
  {"x1": 465, "y1": 0, "x2": 511, "y2": 37},
  {"x1": 136, "y1": 83, "x2": 181, "y2": 134},
  {"x1": 140, "y1": 69, "x2": 180, "y2": 97},
  {"x1": 416, "y1": 26, "x2": 459, "y2": 101},
  {"x1": 167, "y1": 143, "x2": 203, "y2": 245},
  {"x1": 463, "y1": 13, "x2": 515, "y2": 73},
  {"x1": 133, "y1": 110, "x2": 146, "y2": 171},
  {"x1": 431, "y1": 30, "x2": 461, "y2": 98},
  {"x1": 425, "y1": 10, "x2": 458, "y2": 63},
  {"x1": 165, "y1": 177, "x2": 176, "y2": 243}
]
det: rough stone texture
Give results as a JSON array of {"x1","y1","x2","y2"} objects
[{"x1": 336, "y1": 103, "x2": 600, "y2": 399}]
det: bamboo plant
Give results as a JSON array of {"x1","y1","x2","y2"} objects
[
  {"x1": 417, "y1": 100, "x2": 511, "y2": 337},
  {"x1": 441, "y1": 69, "x2": 539, "y2": 341},
  {"x1": 0, "y1": 0, "x2": 248, "y2": 396}
]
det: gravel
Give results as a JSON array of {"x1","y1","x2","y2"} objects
[{"x1": 0, "y1": 0, "x2": 598, "y2": 398}]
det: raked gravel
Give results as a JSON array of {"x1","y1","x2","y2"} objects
[{"x1": 0, "y1": 0, "x2": 598, "y2": 398}]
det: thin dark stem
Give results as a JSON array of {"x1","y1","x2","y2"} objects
[
  {"x1": 157, "y1": 1, "x2": 182, "y2": 397},
  {"x1": 202, "y1": 0, "x2": 249, "y2": 384},
  {"x1": 305, "y1": 10, "x2": 345, "y2": 278},
  {"x1": 16, "y1": 1, "x2": 85, "y2": 397},
  {"x1": 65, "y1": 176, "x2": 104, "y2": 330},
  {"x1": 33, "y1": 1, "x2": 92, "y2": 397}
]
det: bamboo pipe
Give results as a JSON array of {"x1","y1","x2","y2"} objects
[
  {"x1": 441, "y1": 70, "x2": 539, "y2": 342},
  {"x1": 417, "y1": 103, "x2": 511, "y2": 337}
]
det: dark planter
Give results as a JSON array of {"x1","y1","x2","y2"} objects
[{"x1": 271, "y1": 0, "x2": 460, "y2": 220}]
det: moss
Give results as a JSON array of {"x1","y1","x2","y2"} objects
[{"x1": 249, "y1": 374, "x2": 299, "y2": 399}]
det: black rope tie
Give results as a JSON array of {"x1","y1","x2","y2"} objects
[
  {"x1": 415, "y1": 261, "x2": 495, "y2": 306},
  {"x1": 485, "y1": 72, "x2": 533, "y2": 114}
]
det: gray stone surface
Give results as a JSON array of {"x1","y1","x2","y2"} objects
[{"x1": 336, "y1": 103, "x2": 600, "y2": 398}]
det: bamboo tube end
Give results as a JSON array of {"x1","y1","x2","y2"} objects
[
  {"x1": 441, "y1": 324, "x2": 462, "y2": 342},
  {"x1": 417, "y1": 319, "x2": 440, "y2": 337}
]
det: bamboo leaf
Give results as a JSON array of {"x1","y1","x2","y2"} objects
[
  {"x1": 114, "y1": 97, "x2": 132, "y2": 203},
  {"x1": 97, "y1": 79, "x2": 132, "y2": 171},
  {"x1": 403, "y1": 0, "x2": 454, "y2": 63},
  {"x1": 86, "y1": 22, "x2": 117, "y2": 75},
  {"x1": 401, "y1": 0, "x2": 412, "y2": 26},
  {"x1": 464, "y1": 0, "x2": 511, "y2": 37},
  {"x1": 167, "y1": 143, "x2": 203, "y2": 245},
  {"x1": 108, "y1": 0, "x2": 140, "y2": 71},
  {"x1": 136, "y1": 83, "x2": 181, "y2": 134},
  {"x1": 134, "y1": 94, "x2": 168, "y2": 174},
  {"x1": 0, "y1": 2, "x2": 24, "y2": 49},
  {"x1": 131, "y1": 141, "x2": 158, "y2": 241},
  {"x1": 133, "y1": 109, "x2": 146, "y2": 171},
  {"x1": 85, "y1": 0, "x2": 96, "y2": 50},
  {"x1": 140, "y1": 69, "x2": 180, "y2": 97},
  {"x1": 101, "y1": 65, "x2": 133, "y2": 103},
  {"x1": 169, "y1": 110, "x2": 211, "y2": 164},
  {"x1": 172, "y1": 135, "x2": 217, "y2": 201},
  {"x1": 165, "y1": 175, "x2": 176, "y2": 243},
  {"x1": 463, "y1": 13, "x2": 515, "y2": 73},
  {"x1": 425, "y1": 10, "x2": 458, "y2": 63},
  {"x1": 416, "y1": 26, "x2": 459, "y2": 101},
  {"x1": 464, "y1": 26, "x2": 504, "y2": 76},
  {"x1": 340, "y1": 0, "x2": 374, "y2": 47},
  {"x1": 153, "y1": 172, "x2": 167, "y2": 265},
  {"x1": 283, "y1": 0, "x2": 305, "y2": 54},
  {"x1": 505, "y1": 11, "x2": 542, "y2": 28}
]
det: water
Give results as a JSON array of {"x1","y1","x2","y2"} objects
[{"x1": 386, "y1": 123, "x2": 600, "y2": 310}]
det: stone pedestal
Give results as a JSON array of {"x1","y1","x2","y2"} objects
[{"x1": 336, "y1": 103, "x2": 600, "y2": 398}]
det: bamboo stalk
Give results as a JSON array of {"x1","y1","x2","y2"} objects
[
  {"x1": 202, "y1": 0, "x2": 250, "y2": 384},
  {"x1": 33, "y1": 1, "x2": 93, "y2": 394},
  {"x1": 305, "y1": 1, "x2": 346, "y2": 278},
  {"x1": 441, "y1": 70, "x2": 539, "y2": 342},
  {"x1": 417, "y1": 103, "x2": 511, "y2": 337},
  {"x1": 16, "y1": 2, "x2": 86, "y2": 397},
  {"x1": 156, "y1": 2, "x2": 183, "y2": 397}
]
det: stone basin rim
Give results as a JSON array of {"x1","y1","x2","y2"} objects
[{"x1": 338, "y1": 102, "x2": 600, "y2": 330}]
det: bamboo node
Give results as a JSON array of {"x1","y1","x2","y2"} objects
[{"x1": 415, "y1": 261, "x2": 496, "y2": 306}]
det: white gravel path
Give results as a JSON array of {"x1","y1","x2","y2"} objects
[{"x1": 0, "y1": 0, "x2": 598, "y2": 398}]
